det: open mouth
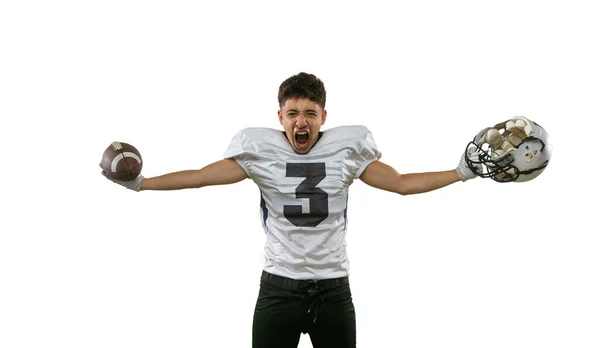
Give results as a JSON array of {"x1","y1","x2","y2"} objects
[{"x1": 294, "y1": 131, "x2": 310, "y2": 150}]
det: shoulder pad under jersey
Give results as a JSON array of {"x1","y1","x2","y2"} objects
[{"x1": 318, "y1": 125, "x2": 382, "y2": 178}]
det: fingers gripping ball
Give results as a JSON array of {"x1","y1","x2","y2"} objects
[{"x1": 101, "y1": 141, "x2": 143, "y2": 181}]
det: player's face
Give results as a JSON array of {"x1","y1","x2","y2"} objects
[{"x1": 278, "y1": 98, "x2": 327, "y2": 154}]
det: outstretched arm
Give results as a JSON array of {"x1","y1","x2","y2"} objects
[
  {"x1": 359, "y1": 160, "x2": 460, "y2": 195},
  {"x1": 359, "y1": 151, "x2": 479, "y2": 195},
  {"x1": 140, "y1": 159, "x2": 248, "y2": 191},
  {"x1": 102, "y1": 158, "x2": 248, "y2": 191}
]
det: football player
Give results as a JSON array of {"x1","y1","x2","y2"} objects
[{"x1": 102, "y1": 72, "x2": 481, "y2": 348}]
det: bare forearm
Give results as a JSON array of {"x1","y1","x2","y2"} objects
[
  {"x1": 360, "y1": 161, "x2": 461, "y2": 195},
  {"x1": 396, "y1": 170, "x2": 460, "y2": 195},
  {"x1": 140, "y1": 159, "x2": 247, "y2": 191},
  {"x1": 140, "y1": 170, "x2": 203, "y2": 190}
]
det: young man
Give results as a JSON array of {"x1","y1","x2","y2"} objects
[{"x1": 102, "y1": 72, "x2": 480, "y2": 348}]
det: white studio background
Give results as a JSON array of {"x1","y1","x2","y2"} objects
[{"x1": 1, "y1": 1, "x2": 598, "y2": 347}]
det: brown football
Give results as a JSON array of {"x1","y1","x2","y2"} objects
[{"x1": 101, "y1": 141, "x2": 143, "y2": 181}]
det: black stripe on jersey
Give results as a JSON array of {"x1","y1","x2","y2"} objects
[
  {"x1": 260, "y1": 190, "x2": 268, "y2": 225},
  {"x1": 344, "y1": 206, "x2": 348, "y2": 230},
  {"x1": 343, "y1": 194, "x2": 349, "y2": 230}
]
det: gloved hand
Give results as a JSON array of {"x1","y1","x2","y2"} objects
[
  {"x1": 100, "y1": 164, "x2": 144, "y2": 191},
  {"x1": 456, "y1": 147, "x2": 482, "y2": 182}
]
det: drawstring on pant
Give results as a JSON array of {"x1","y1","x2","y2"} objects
[
  {"x1": 301, "y1": 280, "x2": 325, "y2": 323},
  {"x1": 259, "y1": 271, "x2": 350, "y2": 325}
]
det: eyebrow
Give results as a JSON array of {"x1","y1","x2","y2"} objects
[{"x1": 286, "y1": 109, "x2": 317, "y2": 113}]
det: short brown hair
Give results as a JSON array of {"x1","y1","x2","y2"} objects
[{"x1": 278, "y1": 72, "x2": 326, "y2": 109}]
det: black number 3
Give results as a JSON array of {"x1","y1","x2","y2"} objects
[{"x1": 284, "y1": 163, "x2": 329, "y2": 227}]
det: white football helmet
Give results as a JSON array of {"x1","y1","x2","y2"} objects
[{"x1": 465, "y1": 116, "x2": 552, "y2": 182}]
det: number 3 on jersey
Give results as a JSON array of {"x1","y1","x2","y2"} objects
[{"x1": 284, "y1": 163, "x2": 329, "y2": 227}]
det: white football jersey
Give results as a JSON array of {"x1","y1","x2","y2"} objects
[{"x1": 223, "y1": 125, "x2": 381, "y2": 280}]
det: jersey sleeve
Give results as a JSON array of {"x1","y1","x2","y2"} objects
[
  {"x1": 354, "y1": 127, "x2": 382, "y2": 178},
  {"x1": 223, "y1": 128, "x2": 254, "y2": 178}
]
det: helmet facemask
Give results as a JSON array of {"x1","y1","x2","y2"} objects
[{"x1": 465, "y1": 117, "x2": 551, "y2": 183}]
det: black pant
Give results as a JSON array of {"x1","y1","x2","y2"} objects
[{"x1": 252, "y1": 271, "x2": 356, "y2": 348}]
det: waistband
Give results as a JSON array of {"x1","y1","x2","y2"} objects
[{"x1": 261, "y1": 271, "x2": 349, "y2": 291}]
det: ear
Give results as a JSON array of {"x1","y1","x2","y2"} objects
[
  {"x1": 278, "y1": 109, "x2": 283, "y2": 125},
  {"x1": 321, "y1": 110, "x2": 327, "y2": 125}
]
